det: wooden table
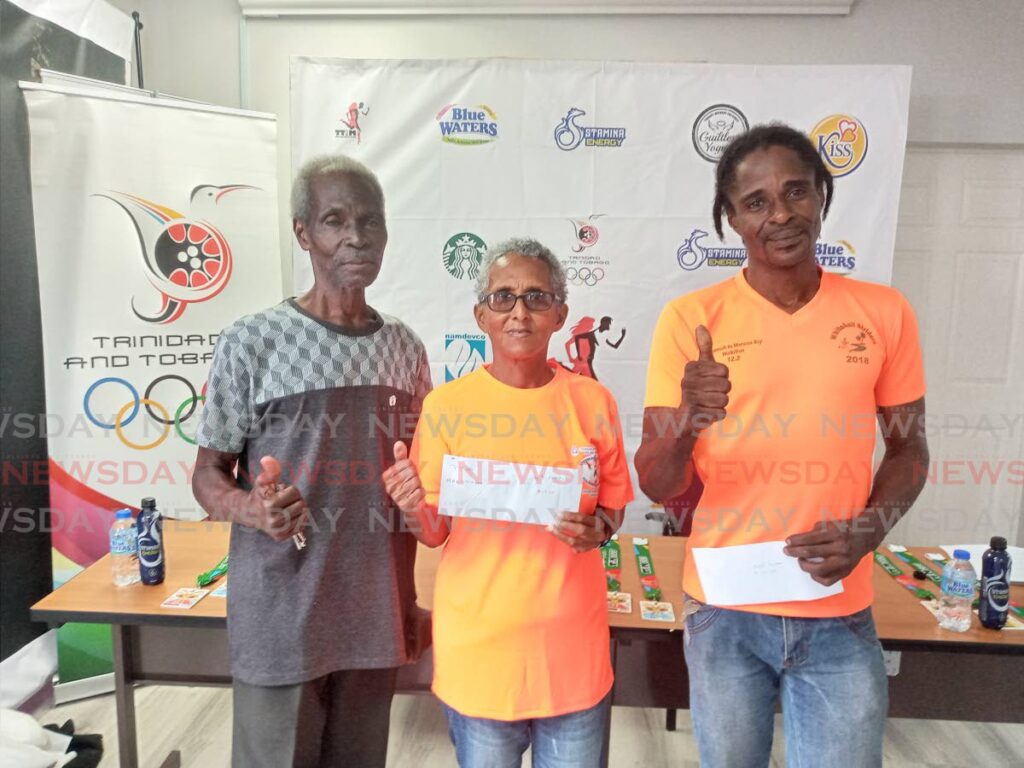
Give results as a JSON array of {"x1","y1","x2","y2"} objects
[
  {"x1": 33, "y1": 522, "x2": 1024, "y2": 767},
  {"x1": 33, "y1": 521, "x2": 232, "y2": 768},
  {"x1": 416, "y1": 534, "x2": 1024, "y2": 728}
]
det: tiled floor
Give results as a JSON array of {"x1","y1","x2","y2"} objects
[{"x1": 39, "y1": 685, "x2": 1024, "y2": 766}]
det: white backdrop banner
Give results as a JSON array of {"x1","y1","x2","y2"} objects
[
  {"x1": 23, "y1": 82, "x2": 281, "y2": 574},
  {"x1": 290, "y1": 58, "x2": 911, "y2": 524}
]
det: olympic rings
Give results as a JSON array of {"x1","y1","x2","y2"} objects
[
  {"x1": 83, "y1": 377, "x2": 140, "y2": 429},
  {"x1": 174, "y1": 394, "x2": 207, "y2": 446},
  {"x1": 84, "y1": 376, "x2": 207, "y2": 449},
  {"x1": 145, "y1": 375, "x2": 197, "y2": 426},
  {"x1": 566, "y1": 267, "x2": 606, "y2": 287},
  {"x1": 116, "y1": 398, "x2": 170, "y2": 450}
]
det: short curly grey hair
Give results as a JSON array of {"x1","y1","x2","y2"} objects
[
  {"x1": 474, "y1": 237, "x2": 568, "y2": 304},
  {"x1": 291, "y1": 154, "x2": 385, "y2": 222}
]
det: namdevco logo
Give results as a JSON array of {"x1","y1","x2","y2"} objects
[
  {"x1": 444, "y1": 334, "x2": 487, "y2": 382},
  {"x1": 436, "y1": 104, "x2": 499, "y2": 145},
  {"x1": 442, "y1": 233, "x2": 487, "y2": 280},
  {"x1": 692, "y1": 104, "x2": 749, "y2": 163},
  {"x1": 810, "y1": 114, "x2": 868, "y2": 177}
]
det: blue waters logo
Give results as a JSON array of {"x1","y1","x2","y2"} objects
[{"x1": 436, "y1": 104, "x2": 499, "y2": 145}]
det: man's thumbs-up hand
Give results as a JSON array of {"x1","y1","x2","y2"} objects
[
  {"x1": 382, "y1": 441, "x2": 425, "y2": 515},
  {"x1": 241, "y1": 455, "x2": 308, "y2": 542},
  {"x1": 680, "y1": 324, "x2": 731, "y2": 435}
]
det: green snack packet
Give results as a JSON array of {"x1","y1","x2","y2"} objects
[
  {"x1": 196, "y1": 554, "x2": 229, "y2": 587},
  {"x1": 633, "y1": 537, "x2": 662, "y2": 602},
  {"x1": 873, "y1": 551, "x2": 903, "y2": 578},
  {"x1": 601, "y1": 535, "x2": 622, "y2": 592}
]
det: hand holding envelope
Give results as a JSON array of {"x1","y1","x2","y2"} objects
[
  {"x1": 437, "y1": 454, "x2": 582, "y2": 527},
  {"x1": 693, "y1": 541, "x2": 844, "y2": 606},
  {"x1": 784, "y1": 518, "x2": 876, "y2": 586}
]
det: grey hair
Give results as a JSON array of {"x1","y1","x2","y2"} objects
[
  {"x1": 474, "y1": 237, "x2": 568, "y2": 303},
  {"x1": 290, "y1": 154, "x2": 385, "y2": 222}
]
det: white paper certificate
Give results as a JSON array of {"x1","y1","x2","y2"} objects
[
  {"x1": 691, "y1": 541, "x2": 844, "y2": 606},
  {"x1": 437, "y1": 454, "x2": 583, "y2": 526}
]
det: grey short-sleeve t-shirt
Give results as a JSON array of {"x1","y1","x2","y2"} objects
[{"x1": 196, "y1": 300, "x2": 431, "y2": 686}]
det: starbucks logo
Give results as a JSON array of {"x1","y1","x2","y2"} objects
[{"x1": 442, "y1": 232, "x2": 487, "y2": 280}]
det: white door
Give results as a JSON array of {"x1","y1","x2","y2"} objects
[{"x1": 888, "y1": 145, "x2": 1024, "y2": 548}]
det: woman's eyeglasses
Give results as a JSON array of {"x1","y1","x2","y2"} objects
[{"x1": 483, "y1": 290, "x2": 558, "y2": 313}]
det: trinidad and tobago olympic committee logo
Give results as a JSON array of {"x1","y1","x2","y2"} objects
[{"x1": 94, "y1": 185, "x2": 258, "y2": 324}]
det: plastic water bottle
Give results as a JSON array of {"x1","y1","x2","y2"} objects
[
  {"x1": 137, "y1": 496, "x2": 165, "y2": 585},
  {"x1": 979, "y1": 536, "x2": 1012, "y2": 630},
  {"x1": 110, "y1": 509, "x2": 140, "y2": 586},
  {"x1": 938, "y1": 549, "x2": 976, "y2": 632}
]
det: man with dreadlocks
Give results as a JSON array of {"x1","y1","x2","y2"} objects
[{"x1": 635, "y1": 124, "x2": 928, "y2": 767}]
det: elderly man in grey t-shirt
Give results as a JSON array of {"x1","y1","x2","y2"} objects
[{"x1": 193, "y1": 154, "x2": 431, "y2": 768}]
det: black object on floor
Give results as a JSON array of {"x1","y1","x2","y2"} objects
[{"x1": 43, "y1": 719, "x2": 104, "y2": 768}]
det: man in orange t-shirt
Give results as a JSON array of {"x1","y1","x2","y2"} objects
[{"x1": 636, "y1": 125, "x2": 928, "y2": 768}]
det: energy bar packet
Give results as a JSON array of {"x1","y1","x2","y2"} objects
[
  {"x1": 601, "y1": 535, "x2": 622, "y2": 592},
  {"x1": 633, "y1": 537, "x2": 662, "y2": 602}
]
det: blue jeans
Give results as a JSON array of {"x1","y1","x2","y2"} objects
[
  {"x1": 683, "y1": 599, "x2": 887, "y2": 768},
  {"x1": 441, "y1": 693, "x2": 610, "y2": 768}
]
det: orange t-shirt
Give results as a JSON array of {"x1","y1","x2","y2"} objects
[
  {"x1": 412, "y1": 364, "x2": 634, "y2": 720},
  {"x1": 644, "y1": 270, "x2": 925, "y2": 617}
]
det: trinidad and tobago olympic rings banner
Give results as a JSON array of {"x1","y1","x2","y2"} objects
[
  {"x1": 22, "y1": 81, "x2": 282, "y2": 582},
  {"x1": 291, "y1": 58, "x2": 911, "y2": 525}
]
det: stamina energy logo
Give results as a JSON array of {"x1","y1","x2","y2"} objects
[
  {"x1": 554, "y1": 107, "x2": 627, "y2": 151},
  {"x1": 444, "y1": 334, "x2": 487, "y2": 382},
  {"x1": 810, "y1": 114, "x2": 868, "y2": 177},
  {"x1": 95, "y1": 185, "x2": 257, "y2": 323},
  {"x1": 436, "y1": 104, "x2": 499, "y2": 145},
  {"x1": 677, "y1": 229, "x2": 857, "y2": 273},
  {"x1": 692, "y1": 104, "x2": 749, "y2": 163},
  {"x1": 442, "y1": 232, "x2": 487, "y2": 280}
]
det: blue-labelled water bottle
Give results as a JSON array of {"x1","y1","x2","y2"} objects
[
  {"x1": 137, "y1": 496, "x2": 165, "y2": 585},
  {"x1": 938, "y1": 549, "x2": 976, "y2": 632},
  {"x1": 979, "y1": 536, "x2": 1012, "y2": 630}
]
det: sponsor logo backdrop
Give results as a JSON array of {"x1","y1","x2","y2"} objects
[{"x1": 290, "y1": 58, "x2": 911, "y2": 518}]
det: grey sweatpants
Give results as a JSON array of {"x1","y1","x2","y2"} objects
[{"x1": 232, "y1": 667, "x2": 399, "y2": 768}]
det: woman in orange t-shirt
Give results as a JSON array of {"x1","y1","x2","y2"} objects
[{"x1": 382, "y1": 237, "x2": 633, "y2": 767}]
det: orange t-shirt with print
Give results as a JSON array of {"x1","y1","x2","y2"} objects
[
  {"x1": 644, "y1": 270, "x2": 925, "y2": 618},
  {"x1": 412, "y1": 364, "x2": 634, "y2": 720}
]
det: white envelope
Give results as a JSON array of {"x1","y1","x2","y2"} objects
[
  {"x1": 692, "y1": 540, "x2": 844, "y2": 606},
  {"x1": 437, "y1": 454, "x2": 583, "y2": 526}
]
